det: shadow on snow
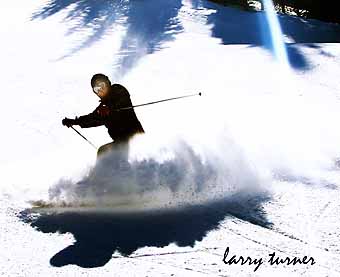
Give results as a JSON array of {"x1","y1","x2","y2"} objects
[
  {"x1": 194, "y1": 0, "x2": 340, "y2": 70},
  {"x1": 32, "y1": 0, "x2": 340, "y2": 72},
  {"x1": 32, "y1": 0, "x2": 183, "y2": 77},
  {"x1": 19, "y1": 193, "x2": 271, "y2": 268}
]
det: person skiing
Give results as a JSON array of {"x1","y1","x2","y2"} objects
[{"x1": 62, "y1": 73, "x2": 144, "y2": 160}]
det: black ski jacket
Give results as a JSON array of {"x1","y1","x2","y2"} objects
[{"x1": 74, "y1": 84, "x2": 144, "y2": 141}]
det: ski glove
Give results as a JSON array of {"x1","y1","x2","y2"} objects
[{"x1": 62, "y1": 117, "x2": 76, "y2": 127}]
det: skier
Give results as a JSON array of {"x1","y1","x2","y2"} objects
[{"x1": 62, "y1": 73, "x2": 144, "y2": 161}]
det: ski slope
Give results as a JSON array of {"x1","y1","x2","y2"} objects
[{"x1": 1, "y1": 0, "x2": 340, "y2": 276}]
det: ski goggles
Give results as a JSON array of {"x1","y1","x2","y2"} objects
[{"x1": 93, "y1": 81, "x2": 106, "y2": 94}]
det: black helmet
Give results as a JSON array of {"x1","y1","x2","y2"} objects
[{"x1": 91, "y1": 73, "x2": 110, "y2": 88}]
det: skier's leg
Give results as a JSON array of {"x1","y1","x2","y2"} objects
[
  {"x1": 112, "y1": 139, "x2": 129, "y2": 166},
  {"x1": 96, "y1": 139, "x2": 130, "y2": 170},
  {"x1": 97, "y1": 141, "x2": 115, "y2": 158}
]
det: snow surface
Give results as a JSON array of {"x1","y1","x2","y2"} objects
[{"x1": 1, "y1": 0, "x2": 340, "y2": 276}]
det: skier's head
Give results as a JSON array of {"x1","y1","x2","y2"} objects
[{"x1": 91, "y1": 73, "x2": 111, "y2": 99}]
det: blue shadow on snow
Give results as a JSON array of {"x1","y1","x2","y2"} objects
[
  {"x1": 33, "y1": 0, "x2": 340, "y2": 72},
  {"x1": 32, "y1": 0, "x2": 183, "y2": 78},
  {"x1": 19, "y1": 192, "x2": 272, "y2": 268}
]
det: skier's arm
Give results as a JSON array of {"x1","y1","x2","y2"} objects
[
  {"x1": 62, "y1": 107, "x2": 108, "y2": 128},
  {"x1": 74, "y1": 106, "x2": 106, "y2": 128},
  {"x1": 61, "y1": 104, "x2": 108, "y2": 128}
]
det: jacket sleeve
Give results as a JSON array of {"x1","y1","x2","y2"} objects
[{"x1": 74, "y1": 105, "x2": 105, "y2": 128}]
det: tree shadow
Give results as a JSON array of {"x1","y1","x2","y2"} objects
[
  {"x1": 32, "y1": 0, "x2": 125, "y2": 59},
  {"x1": 19, "y1": 192, "x2": 272, "y2": 268},
  {"x1": 114, "y1": 0, "x2": 183, "y2": 78},
  {"x1": 32, "y1": 0, "x2": 183, "y2": 76},
  {"x1": 196, "y1": 1, "x2": 340, "y2": 44},
  {"x1": 285, "y1": 44, "x2": 310, "y2": 70},
  {"x1": 191, "y1": 0, "x2": 340, "y2": 70},
  {"x1": 280, "y1": 14, "x2": 340, "y2": 44},
  {"x1": 32, "y1": 0, "x2": 340, "y2": 72}
]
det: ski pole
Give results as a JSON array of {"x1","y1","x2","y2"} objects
[
  {"x1": 70, "y1": 126, "x2": 97, "y2": 150},
  {"x1": 69, "y1": 92, "x2": 202, "y2": 149},
  {"x1": 117, "y1": 92, "x2": 202, "y2": 111}
]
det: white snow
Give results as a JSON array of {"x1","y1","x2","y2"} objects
[{"x1": 1, "y1": 0, "x2": 340, "y2": 276}]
